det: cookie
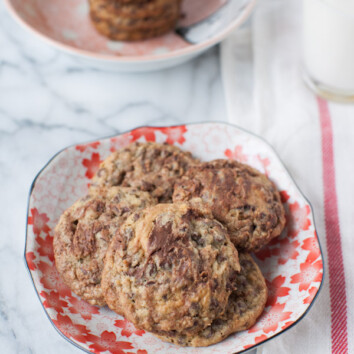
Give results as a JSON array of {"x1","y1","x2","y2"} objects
[
  {"x1": 53, "y1": 186, "x2": 156, "y2": 306},
  {"x1": 89, "y1": 0, "x2": 180, "y2": 41},
  {"x1": 90, "y1": 0, "x2": 179, "y2": 20},
  {"x1": 92, "y1": 142, "x2": 198, "y2": 202},
  {"x1": 101, "y1": 202, "x2": 241, "y2": 336},
  {"x1": 173, "y1": 159, "x2": 286, "y2": 252},
  {"x1": 90, "y1": 20, "x2": 177, "y2": 41},
  {"x1": 155, "y1": 253, "x2": 267, "y2": 347},
  {"x1": 113, "y1": 0, "x2": 150, "y2": 4}
]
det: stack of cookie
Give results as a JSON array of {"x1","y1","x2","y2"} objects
[
  {"x1": 54, "y1": 142, "x2": 286, "y2": 347},
  {"x1": 89, "y1": 0, "x2": 181, "y2": 41}
]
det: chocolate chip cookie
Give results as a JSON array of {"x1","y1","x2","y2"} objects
[
  {"x1": 114, "y1": 0, "x2": 150, "y2": 4},
  {"x1": 53, "y1": 186, "x2": 156, "y2": 306},
  {"x1": 155, "y1": 253, "x2": 267, "y2": 346},
  {"x1": 92, "y1": 142, "x2": 198, "y2": 202},
  {"x1": 173, "y1": 159, "x2": 286, "y2": 252},
  {"x1": 101, "y1": 202, "x2": 241, "y2": 336},
  {"x1": 89, "y1": 0, "x2": 181, "y2": 41}
]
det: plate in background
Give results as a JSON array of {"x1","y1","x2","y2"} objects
[
  {"x1": 25, "y1": 122, "x2": 323, "y2": 354},
  {"x1": 4, "y1": 0, "x2": 256, "y2": 72}
]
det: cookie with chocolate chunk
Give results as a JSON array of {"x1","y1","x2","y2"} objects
[
  {"x1": 155, "y1": 253, "x2": 267, "y2": 346},
  {"x1": 101, "y1": 202, "x2": 240, "y2": 335},
  {"x1": 173, "y1": 159, "x2": 286, "y2": 252},
  {"x1": 89, "y1": 0, "x2": 181, "y2": 41},
  {"x1": 114, "y1": 0, "x2": 150, "y2": 4},
  {"x1": 53, "y1": 186, "x2": 156, "y2": 306},
  {"x1": 92, "y1": 142, "x2": 198, "y2": 202},
  {"x1": 90, "y1": 0, "x2": 178, "y2": 20}
]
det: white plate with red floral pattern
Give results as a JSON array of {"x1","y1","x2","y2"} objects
[{"x1": 25, "y1": 122, "x2": 324, "y2": 354}]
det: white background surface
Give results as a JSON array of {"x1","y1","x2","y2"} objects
[{"x1": 0, "y1": 1, "x2": 231, "y2": 353}]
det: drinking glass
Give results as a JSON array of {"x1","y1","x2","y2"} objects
[{"x1": 303, "y1": 0, "x2": 354, "y2": 102}]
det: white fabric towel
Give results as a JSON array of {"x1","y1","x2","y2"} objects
[{"x1": 221, "y1": 0, "x2": 354, "y2": 353}]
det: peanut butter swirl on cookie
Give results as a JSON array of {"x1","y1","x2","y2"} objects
[
  {"x1": 53, "y1": 186, "x2": 157, "y2": 306},
  {"x1": 102, "y1": 202, "x2": 241, "y2": 336},
  {"x1": 173, "y1": 159, "x2": 286, "y2": 252}
]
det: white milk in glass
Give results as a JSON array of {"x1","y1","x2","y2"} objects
[{"x1": 303, "y1": 0, "x2": 354, "y2": 100}]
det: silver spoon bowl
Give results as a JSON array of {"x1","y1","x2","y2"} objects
[{"x1": 177, "y1": 0, "x2": 256, "y2": 44}]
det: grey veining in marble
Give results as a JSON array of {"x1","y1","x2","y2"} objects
[{"x1": 0, "y1": 0, "x2": 228, "y2": 353}]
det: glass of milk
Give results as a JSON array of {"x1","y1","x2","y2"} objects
[{"x1": 303, "y1": 0, "x2": 354, "y2": 102}]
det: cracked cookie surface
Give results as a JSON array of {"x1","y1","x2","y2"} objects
[
  {"x1": 173, "y1": 159, "x2": 286, "y2": 252},
  {"x1": 155, "y1": 253, "x2": 267, "y2": 346},
  {"x1": 53, "y1": 186, "x2": 156, "y2": 306},
  {"x1": 102, "y1": 202, "x2": 240, "y2": 336},
  {"x1": 92, "y1": 142, "x2": 198, "y2": 202}
]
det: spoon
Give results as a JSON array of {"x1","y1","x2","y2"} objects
[{"x1": 176, "y1": 0, "x2": 255, "y2": 44}]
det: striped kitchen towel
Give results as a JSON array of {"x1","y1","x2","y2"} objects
[{"x1": 220, "y1": 0, "x2": 353, "y2": 353}]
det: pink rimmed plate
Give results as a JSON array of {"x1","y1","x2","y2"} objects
[
  {"x1": 4, "y1": 0, "x2": 256, "y2": 72},
  {"x1": 25, "y1": 122, "x2": 324, "y2": 354}
]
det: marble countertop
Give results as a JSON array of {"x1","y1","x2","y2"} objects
[
  {"x1": 2, "y1": 0, "x2": 350, "y2": 353},
  {"x1": 0, "y1": 1, "x2": 229, "y2": 353}
]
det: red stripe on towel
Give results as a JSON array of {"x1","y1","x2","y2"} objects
[{"x1": 318, "y1": 97, "x2": 348, "y2": 354}]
